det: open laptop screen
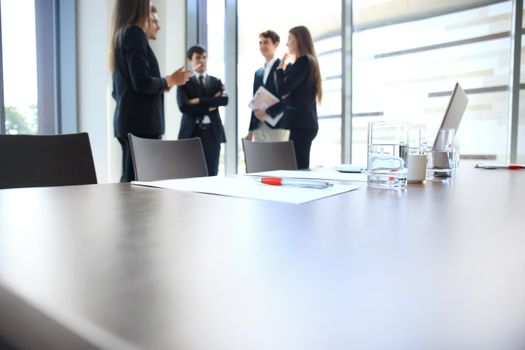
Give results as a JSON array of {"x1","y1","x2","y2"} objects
[{"x1": 432, "y1": 83, "x2": 468, "y2": 150}]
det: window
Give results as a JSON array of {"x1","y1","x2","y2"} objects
[
  {"x1": 0, "y1": 0, "x2": 76, "y2": 136},
  {"x1": 0, "y1": 0, "x2": 38, "y2": 134},
  {"x1": 196, "y1": 0, "x2": 524, "y2": 171},
  {"x1": 352, "y1": 1, "x2": 515, "y2": 164}
]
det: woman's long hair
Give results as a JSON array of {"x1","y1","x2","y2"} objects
[
  {"x1": 289, "y1": 25, "x2": 323, "y2": 103},
  {"x1": 108, "y1": 0, "x2": 150, "y2": 71}
]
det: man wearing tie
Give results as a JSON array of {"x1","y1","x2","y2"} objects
[
  {"x1": 245, "y1": 30, "x2": 288, "y2": 141},
  {"x1": 177, "y1": 45, "x2": 228, "y2": 176}
]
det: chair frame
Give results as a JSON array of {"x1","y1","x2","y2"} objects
[
  {"x1": 0, "y1": 132, "x2": 97, "y2": 189},
  {"x1": 242, "y1": 138, "x2": 298, "y2": 173},
  {"x1": 128, "y1": 134, "x2": 209, "y2": 181}
]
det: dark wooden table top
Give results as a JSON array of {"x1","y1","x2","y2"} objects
[{"x1": 1, "y1": 164, "x2": 525, "y2": 350}]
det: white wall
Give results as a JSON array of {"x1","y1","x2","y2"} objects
[
  {"x1": 151, "y1": 0, "x2": 187, "y2": 140},
  {"x1": 77, "y1": 0, "x2": 186, "y2": 183}
]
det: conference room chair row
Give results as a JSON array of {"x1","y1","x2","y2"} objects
[{"x1": 0, "y1": 133, "x2": 298, "y2": 189}]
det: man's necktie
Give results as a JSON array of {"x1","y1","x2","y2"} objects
[{"x1": 198, "y1": 75, "x2": 206, "y2": 96}]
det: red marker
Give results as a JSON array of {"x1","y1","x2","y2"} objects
[{"x1": 257, "y1": 177, "x2": 332, "y2": 189}]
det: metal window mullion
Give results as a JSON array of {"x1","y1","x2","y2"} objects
[
  {"x1": 198, "y1": 0, "x2": 207, "y2": 47},
  {"x1": 35, "y1": 0, "x2": 57, "y2": 134},
  {"x1": 342, "y1": 0, "x2": 352, "y2": 163},
  {"x1": 224, "y1": 0, "x2": 237, "y2": 174},
  {"x1": 57, "y1": 0, "x2": 78, "y2": 133},
  {"x1": 0, "y1": 3, "x2": 5, "y2": 134},
  {"x1": 186, "y1": 0, "x2": 198, "y2": 47},
  {"x1": 54, "y1": 0, "x2": 61, "y2": 133},
  {"x1": 186, "y1": 0, "x2": 207, "y2": 49},
  {"x1": 508, "y1": 0, "x2": 522, "y2": 163}
]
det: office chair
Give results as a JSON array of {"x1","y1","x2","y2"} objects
[
  {"x1": 242, "y1": 138, "x2": 298, "y2": 173},
  {"x1": 0, "y1": 133, "x2": 98, "y2": 189},
  {"x1": 128, "y1": 135, "x2": 209, "y2": 181}
]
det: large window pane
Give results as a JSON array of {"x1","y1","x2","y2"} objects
[
  {"x1": 352, "y1": 1, "x2": 512, "y2": 165},
  {"x1": 1, "y1": 0, "x2": 38, "y2": 134},
  {"x1": 237, "y1": 0, "x2": 342, "y2": 171}
]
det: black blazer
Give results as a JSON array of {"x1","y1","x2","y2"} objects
[
  {"x1": 248, "y1": 59, "x2": 286, "y2": 131},
  {"x1": 177, "y1": 75, "x2": 228, "y2": 143},
  {"x1": 275, "y1": 55, "x2": 318, "y2": 130},
  {"x1": 112, "y1": 25, "x2": 167, "y2": 138}
]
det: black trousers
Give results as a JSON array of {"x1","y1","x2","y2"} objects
[
  {"x1": 289, "y1": 128, "x2": 318, "y2": 169},
  {"x1": 0, "y1": 337, "x2": 17, "y2": 350},
  {"x1": 117, "y1": 134, "x2": 161, "y2": 182},
  {"x1": 193, "y1": 126, "x2": 221, "y2": 176}
]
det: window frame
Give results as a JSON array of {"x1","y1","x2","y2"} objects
[{"x1": 0, "y1": 0, "x2": 77, "y2": 135}]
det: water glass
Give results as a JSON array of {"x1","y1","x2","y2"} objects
[
  {"x1": 366, "y1": 121, "x2": 409, "y2": 189},
  {"x1": 419, "y1": 128, "x2": 458, "y2": 178}
]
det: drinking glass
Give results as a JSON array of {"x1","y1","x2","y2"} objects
[
  {"x1": 419, "y1": 128, "x2": 458, "y2": 178},
  {"x1": 366, "y1": 121, "x2": 409, "y2": 189}
]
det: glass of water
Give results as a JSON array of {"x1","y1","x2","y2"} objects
[{"x1": 366, "y1": 121, "x2": 409, "y2": 189}]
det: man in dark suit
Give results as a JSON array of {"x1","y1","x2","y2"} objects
[
  {"x1": 245, "y1": 30, "x2": 288, "y2": 142},
  {"x1": 177, "y1": 45, "x2": 228, "y2": 176}
]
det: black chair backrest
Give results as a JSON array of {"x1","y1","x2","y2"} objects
[
  {"x1": 129, "y1": 135, "x2": 209, "y2": 181},
  {"x1": 242, "y1": 139, "x2": 298, "y2": 173},
  {"x1": 0, "y1": 133, "x2": 97, "y2": 189}
]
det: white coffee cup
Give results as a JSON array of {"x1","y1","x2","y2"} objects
[{"x1": 407, "y1": 154, "x2": 427, "y2": 183}]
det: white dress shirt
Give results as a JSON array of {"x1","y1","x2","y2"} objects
[
  {"x1": 263, "y1": 57, "x2": 277, "y2": 85},
  {"x1": 261, "y1": 57, "x2": 283, "y2": 125}
]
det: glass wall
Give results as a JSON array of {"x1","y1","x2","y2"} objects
[
  {"x1": 352, "y1": 1, "x2": 514, "y2": 165},
  {"x1": 200, "y1": 0, "x2": 524, "y2": 172},
  {"x1": 0, "y1": 0, "x2": 38, "y2": 134},
  {"x1": 237, "y1": 0, "x2": 342, "y2": 172}
]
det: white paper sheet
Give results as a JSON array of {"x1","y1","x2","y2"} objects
[
  {"x1": 132, "y1": 176, "x2": 358, "y2": 204},
  {"x1": 248, "y1": 169, "x2": 367, "y2": 182}
]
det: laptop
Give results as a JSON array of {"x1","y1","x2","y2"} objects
[
  {"x1": 432, "y1": 82, "x2": 468, "y2": 150},
  {"x1": 337, "y1": 83, "x2": 468, "y2": 173}
]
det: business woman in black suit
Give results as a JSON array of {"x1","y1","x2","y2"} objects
[
  {"x1": 246, "y1": 30, "x2": 287, "y2": 142},
  {"x1": 276, "y1": 25, "x2": 323, "y2": 169},
  {"x1": 109, "y1": 0, "x2": 191, "y2": 182},
  {"x1": 177, "y1": 45, "x2": 228, "y2": 176}
]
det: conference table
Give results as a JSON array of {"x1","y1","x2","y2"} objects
[{"x1": 1, "y1": 164, "x2": 525, "y2": 350}]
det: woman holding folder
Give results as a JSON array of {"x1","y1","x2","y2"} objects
[{"x1": 276, "y1": 25, "x2": 322, "y2": 169}]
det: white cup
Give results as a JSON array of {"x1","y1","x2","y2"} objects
[{"x1": 407, "y1": 154, "x2": 427, "y2": 183}]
